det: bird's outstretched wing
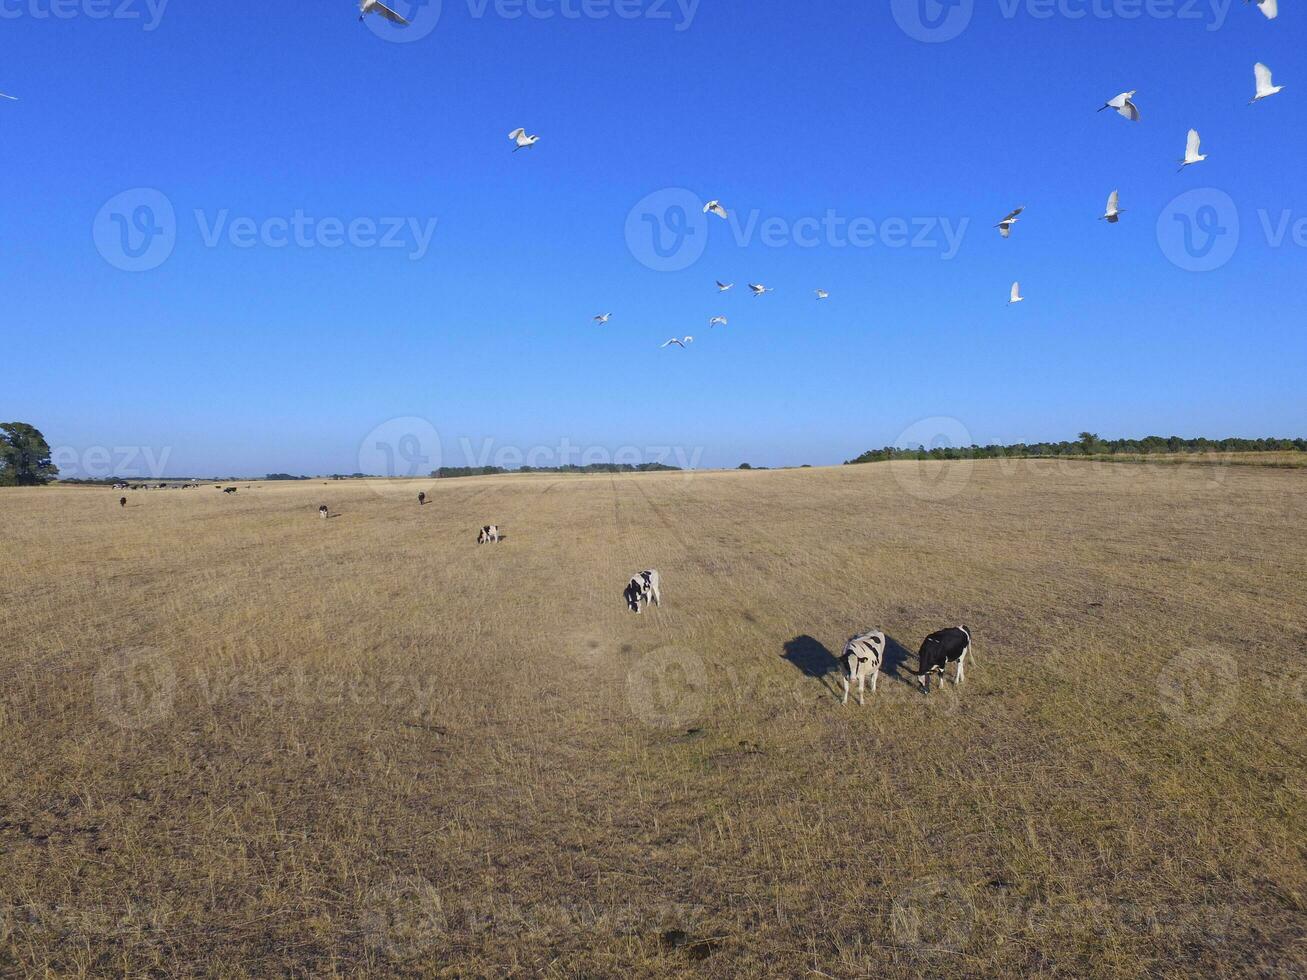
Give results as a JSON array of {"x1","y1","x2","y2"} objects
[
  {"x1": 508, "y1": 127, "x2": 526, "y2": 141},
  {"x1": 1254, "y1": 62, "x2": 1273, "y2": 94},
  {"x1": 1256, "y1": 0, "x2": 1278, "y2": 20},
  {"x1": 0, "y1": 92, "x2": 17, "y2": 101},
  {"x1": 1107, "y1": 190, "x2": 1119, "y2": 212},
  {"x1": 371, "y1": 1, "x2": 411, "y2": 24},
  {"x1": 1010, "y1": 282, "x2": 1022, "y2": 303},
  {"x1": 1186, "y1": 128, "x2": 1201, "y2": 158},
  {"x1": 1117, "y1": 100, "x2": 1140, "y2": 121}
]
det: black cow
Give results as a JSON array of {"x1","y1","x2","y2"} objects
[
  {"x1": 914, "y1": 626, "x2": 972, "y2": 693},
  {"x1": 418, "y1": 492, "x2": 426, "y2": 506},
  {"x1": 119, "y1": 497, "x2": 127, "y2": 508}
]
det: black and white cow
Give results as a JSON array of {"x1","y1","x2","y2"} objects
[
  {"x1": 840, "y1": 630, "x2": 886, "y2": 705},
  {"x1": 319, "y1": 505, "x2": 329, "y2": 519},
  {"x1": 418, "y1": 492, "x2": 426, "y2": 506},
  {"x1": 624, "y1": 570, "x2": 662, "y2": 613},
  {"x1": 478, "y1": 525, "x2": 500, "y2": 544},
  {"x1": 223, "y1": 487, "x2": 238, "y2": 494},
  {"x1": 914, "y1": 626, "x2": 972, "y2": 693}
]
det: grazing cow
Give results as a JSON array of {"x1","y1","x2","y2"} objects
[
  {"x1": 119, "y1": 497, "x2": 127, "y2": 508},
  {"x1": 913, "y1": 626, "x2": 972, "y2": 693},
  {"x1": 418, "y1": 492, "x2": 426, "y2": 506},
  {"x1": 319, "y1": 505, "x2": 329, "y2": 519},
  {"x1": 478, "y1": 525, "x2": 500, "y2": 544},
  {"x1": 223, "y1": 487, "x2": 238, "y2": 494},
  {"x1": 623, "y1": 570, "x2": 662, "y2": 613},
  {"x1": 840, "y1": 630, "x2": 886, "y2": 705}
]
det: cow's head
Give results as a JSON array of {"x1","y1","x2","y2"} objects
[{"x1": 624, "y1": 581, "x2": 644, "y2": 613}]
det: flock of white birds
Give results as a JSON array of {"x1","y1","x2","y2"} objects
[{"x1": 2, "y1": 0, "x2": 1285, "y2": 343}]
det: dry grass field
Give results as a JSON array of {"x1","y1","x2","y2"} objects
[{"x1": 2, "y1": 460, "x2": 1305, "y2": 978}]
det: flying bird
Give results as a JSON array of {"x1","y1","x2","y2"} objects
[
  {"x1": 593, "y1": 313, "x2": 612, "y2": 324},
  {"x1": 1100, "y1": 190, "x2": 1124, "y2": 223},
  {"x1": 748, "y1": 283, "x2": 772, "y2": 296},
  {"x1": 0, "y1": 92, "x2": 16, "y2": 102},
  {"x1": 508, "y1": 128, "x2": 540, "y2": 151},
  {"x1": 1008, "y1": 282, "x2": 1024, "y2": 306},
  {"x1": 1098, "y1": 91, "x2": 1140, "y2": 121},
  {"x1": 358, "y1": 0, "x2": 410, "y2": 24},
  {"x1": 715, "y1": 280, "x2": 734, "y2": 292},
  {"x1": 1178, "y1": 129, "x2": 1207, "y2": 171},
  {"x1": 709, "y1": 316, "x2": 728, "y2": 328},
  {"x1": 1251, "y1": 63, "x2": 1284, "y2": 104},
  {"x1": 1247, "y1": 0, "x2": 1277, "y2": 20},
  {"x1": 995, "y1": 207, "x2": 1025, "y2": 239},
  {"x1": 703, "y1": 200, "x2": 729, "y2": 220},
  {"x1": 814, "y1": 289, "x2": 829, "y2": 300},
  {"x1": 661, "y1": 336, "x2": 694, "y2": 348}
]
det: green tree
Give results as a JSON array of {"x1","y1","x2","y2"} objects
[{"x1": 0, "y1": 423, "x2": 60, "y2": 486}]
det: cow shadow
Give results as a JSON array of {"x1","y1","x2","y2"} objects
[
  {"x1": 782, "y1": 633, "x2": 921, "y2": 699},
  {"x1": 881, "y1": 634, "x2": 920, "y2": 689},
  {"x1": 781, "y1": 636, "x2": 840, "y2": 696}
]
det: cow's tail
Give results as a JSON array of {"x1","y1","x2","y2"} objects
[{"x1": 962, "y1": 625, "x2": 976, "y2": 664}]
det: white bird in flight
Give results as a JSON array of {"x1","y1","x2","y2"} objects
[
  {"x1": 661, "y1": 336, "x2": 693, "y2": 348},
  {"x1": 703, "y1": 200, "x2": 729, "y2": 220},
  {"x1": 1100, "y1": 190, "x2": 1124, "y2": 224},
  {"x1": 1008, "y1": 282, "x2": 1024, "y2": 305},
  {"x1": 508, "y1": 128, "x2": 540, "y2": 151},
  {"x1": 715, "y1": 280, "x2": 734, "y2": 292},
  {"x1": 1098, "y1": 91, "x2": 1140, "y2": 121},
  {"x1": 995, "y1": 207, "x2": 1025, "y2": 239},
  {"x1": 709, "y1": 316, "x2": 728, "y2": 328},
  {"x1": 814, "y1": 289, "x2": 829, "y2": 300},
  {"x1": 748, "y1": 283, "x2": 772, "y2": 296},
  {"x1": 1251, "y1": 63, "x2": 1284, "y2": 104},
  {"x1": 1247, "y1": 0, "x2": 1277, "y2": 20},
  {"x1": 1178, "y1": 129, "x2": 1207, "y2": 171},
  {"x1": 593, "y1": 313, "x2": 612, "y2": 324},
  {"x1": 358, "y1": 0, "x2": 410, "y2": 24}
]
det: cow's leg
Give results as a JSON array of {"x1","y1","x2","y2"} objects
[
  {"x1": 857, "y1": 673, "x2": 865, "y2": 706},
  {"x1": 870, "y1": 668, "x2": 878, "y2": 695},
  {"x1": 650, "y1": 583, "x2": 661, "y2": 606},
  {"x1": 956, "y1": 651, "x2": 967, "y2": 685},
  {"x1": 841, "y1": 676, "x2": 849, "y2": 705}
]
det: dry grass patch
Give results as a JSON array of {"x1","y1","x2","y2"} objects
[{"x1": 1, "y1": 462, "x2": 1304, "y2": 976}]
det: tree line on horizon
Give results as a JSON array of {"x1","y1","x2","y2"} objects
[
  {"x1": 844, "y1": 432, "x2": 1307, "y2": 466},
  {"x1": 4, "y1": 422, "x2": 1305, "y2": 487}
]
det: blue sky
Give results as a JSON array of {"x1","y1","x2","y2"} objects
[{"x1": 3, "y1": 0, "x2": 1303, "y2": 476}]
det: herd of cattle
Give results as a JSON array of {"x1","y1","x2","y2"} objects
[{"x1": 116, "y1": 484, "x2": 976, "y2": 704}]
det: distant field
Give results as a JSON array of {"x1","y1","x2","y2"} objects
[{"x1": 1, "y1": 461, "x2": 1304, "y2": 977}]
